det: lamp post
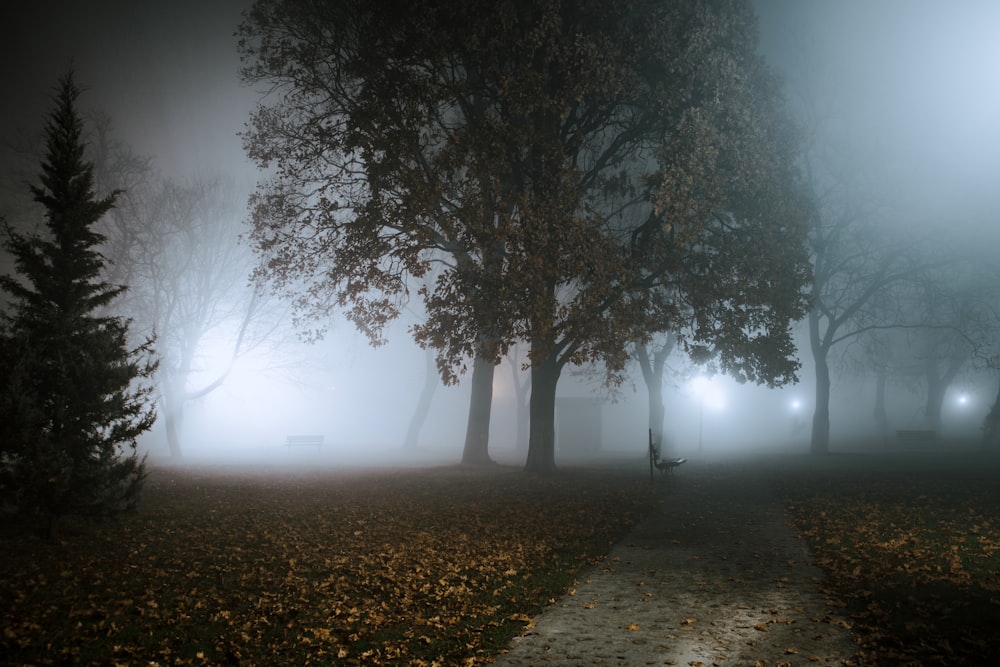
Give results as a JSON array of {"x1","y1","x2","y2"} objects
[{"x1": 691, "y1": 375, "x2": 720, "y2": 453}]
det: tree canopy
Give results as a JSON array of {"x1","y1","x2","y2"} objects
[{"x1": 239, "y1": 0, "x2": 811, "y2": 471}]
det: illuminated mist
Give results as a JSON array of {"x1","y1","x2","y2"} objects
[{"x1": 3, "y1": 0, "x2": 999, "y2": 469}]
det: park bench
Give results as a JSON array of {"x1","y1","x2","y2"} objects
[
  {"x1": 285, "y1": 434, "x2": 324, "y2": 449},
  {"x1": 895, "y1": 429, "x2": 936, "y2": 443},
  {"x1": 649, "y1": 429, "x2": 685, "y2": 481}
]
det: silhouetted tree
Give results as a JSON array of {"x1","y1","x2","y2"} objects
[
  {"x1": 505, "y1": 344, "x2": 532, "y2": 452},
  {"x1": 919, "y1": 259, "x2": 1000, "y2": 449},
  {"x1": 3, "y1": 110, "x2": 274, "y2": 460},
  {"x1": 635, "y1": 334, "x2": 678, "y2": 455},
  {"x1": 0, "y1": 73, "x2": 156, "y2": 536},
  {"x1": 806, "y1": 221, "x2": 921, "y2": 453},
  {"x1": 403, "y1": 347, "x2": 439, "y2": 451},
  {"x1": 848, "y1": 328, "x2": 907, "y2": 440},
  {"x1": 240, "y1": 0, "x2": 810, "y2": 472},
  {"x1": 126, "y1": 177, "x2": 266, "y2": 458},
  {"x1": 907, "y1": 274, "x2": 973, "y2": 432}
]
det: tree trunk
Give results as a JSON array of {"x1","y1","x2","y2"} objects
[
  {"x1": 647, "y1": 377, "x2": 665, "y2": 450},
  {"x1": 809, "y1": 311, "x2": 831, "y2": 455},
  {"x1": 923, "y1": 351, "x2": 965, "y2": 433},
  {"x1": 636, "y1": 342, "x2": 668, "y2": 454},
  {"x1": 524, "y1": 356, "x2": 561, "y2": 474},
  {"x1": 873, "y1": 368, "x2": 889, "y2": 441},
  {"x1": 164, "y1": 409, "x2": 183, "y2": 459},
  {"x1": 811, "y1": 357, "x2": 831, "y2": 454},
  {"x1": 923, "y1": 372, "x2": 946, "y2": 432},
  {"x1": 461, "y1": 355, "x2": 495, "y2": 465},
  {"x1": 403, "y1": 348, "x2": 438, "y2": 451},
  {"x1": 507, "y1": 354, "x2": 530, "y2": 452},
  {"x1": 982, "y1": 372, "x2": 1000, "y2": 451},
  {"x1": 515, "y1": 394, "x2": 530, "y2": 452},
  {"x1": 162, "y1": 382, "x2": 184, "y2": 459},
  {"x1": 514, "y1": 369, "x2": 531, "y2": 452}
]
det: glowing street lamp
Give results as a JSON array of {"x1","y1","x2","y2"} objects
[
  {"x1": 689, "y1": 376, "x2": 724, "y2": 452},
  {"x1": 789, "y1": 398, "x2": 807, "y2": 437}
]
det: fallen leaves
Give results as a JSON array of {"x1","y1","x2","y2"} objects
[
  {"x1": 778, "y1": 456, "x2": 1000, "y2": 666},
  {"x1": 508, "y1": 613, "x2": 536, "y2": 629},
  {"x1": 0, "y1": 464, "x2": 655, "y2": 666}
]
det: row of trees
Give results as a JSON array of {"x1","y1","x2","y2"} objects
[
  {"x1": 785, "y1": 54, "x2": 1000, "y2": 453},
  {"x1": 237, "y1": 0, "x2": 813, "y2": 472},
  {"x1": 4, "y1": 2, "x2": 997, "y2": 541},
  {"x1": 239, "y1": 0, "x2": 1000, "y2": 459}
]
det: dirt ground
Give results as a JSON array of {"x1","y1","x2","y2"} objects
[{"x1": 492, "y1": 459, "x2": 861, "y2": 666}]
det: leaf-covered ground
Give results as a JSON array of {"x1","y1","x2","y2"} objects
[
  {"x1": 775, "y1": 452, "x2": 1000, "y2": 666},
  {"x1": 4, "y1": 453, "x2": 999, "y2": 666},
  {"x1": 0, "y1": 463, "x2": 656, "y2": 666}
]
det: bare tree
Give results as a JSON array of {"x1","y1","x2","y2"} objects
[
  {"x1": 135, "y1": 178, "x2": 274, "y2": 457},
  {"x1": 88, "y1": 123, "x2": 283, "y2": 457}
]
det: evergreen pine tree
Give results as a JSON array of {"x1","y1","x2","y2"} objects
[{"x1": 0, "y1": 72, "x2": 157, "y2": 537}]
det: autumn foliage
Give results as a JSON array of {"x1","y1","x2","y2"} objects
[{"x1": 0, "y1": 464, "x2": 655, "y2": 666}]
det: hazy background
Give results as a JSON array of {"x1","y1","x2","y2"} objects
[{"x1": 2, "y1": 1, "x2": 997, "y2": 464}]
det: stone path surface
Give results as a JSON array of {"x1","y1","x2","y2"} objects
[{"x1": 493, "y1": 460, "x2": 860, "y2": 666}]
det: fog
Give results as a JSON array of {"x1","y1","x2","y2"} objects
[{"x1": 3, "y1": 1, "x2": 999, "y2": 467}]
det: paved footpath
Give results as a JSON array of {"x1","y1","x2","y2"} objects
[{"x1": 493, "y1": 460, "x2": 860, "y2": 667}]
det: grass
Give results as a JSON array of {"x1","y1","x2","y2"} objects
[
  {"x1": 0, "y1": 462, "x2": 657, "y2": 666},
  {"x1": 774, "y1": 452, "x2": 1000, "y2": 666},
  {"x1": 5, "y1": 450, "x2": 1000, "y2": 666}
]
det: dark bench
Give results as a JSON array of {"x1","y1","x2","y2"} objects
[
  {"x1": 649, "y1": 429, "x2": 685, "y2": 481},
  {"x1": 895, "y1": 429, "x2": 936, "y2": 443},
  {"x1": 285, "y1": 434, "x2": 324, "y2": 449}
]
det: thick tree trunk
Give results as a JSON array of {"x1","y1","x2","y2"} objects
[
  {"x1": 403, "y1": 348, "x2": 438, "y2": 451},
  {"x1": 809, "y1": 309, "x2": 831, "y2": 455},
  {"x1": 461, "y1": 355, "x2": 495, "y2": 465},
  {"x1": 635, "y1": 343, "x2": 668, "y2": 454},
  {"x1": 647, "y1": 380, "x2": 665, "y2": 449},
  {"x1": 162, "y1": 383, "x2": 184, "y2": 459},
  {"x1": 524, "y1": 356, "x2": 561, "y2": 474},
  {"x1": 811, "y1": 356, "x2": 831, "y2": 454},
  {"x1": 164, "y1": 409, "x2": 184, "y2": 459}
]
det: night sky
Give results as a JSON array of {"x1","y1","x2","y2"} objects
[
  {"x1": 3, "y1": 1, "x2": 998, "y2": 234},
  {"x1": 4, "y1": 1, "x2": 1000, "y2": 215},
  {"x1": 1, "y1": 0, "x2": 253, "y2": 179}
]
